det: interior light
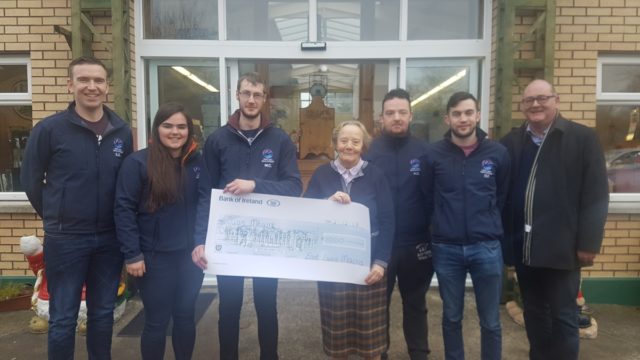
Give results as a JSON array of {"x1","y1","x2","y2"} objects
[
  {"x1": 411, "y1": 69, "x2": 468, "y2": 107},
  {"x1": 171, "y1": 66, "x2": 219, "y2": 92}
]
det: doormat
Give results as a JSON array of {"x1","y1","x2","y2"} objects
[{"x1": 117, "y1": 292, "x2": 216, "y2": 337}]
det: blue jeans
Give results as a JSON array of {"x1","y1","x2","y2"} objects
[
  {"x1": 432, "y1": 241, "x2": 503, "y2": 360},
  {"x1": 138, "y1": 250, "x2": 204, "y2": 360},
  {"x1": 44, "y1": 232, "x2": 123, "y2": 360}
]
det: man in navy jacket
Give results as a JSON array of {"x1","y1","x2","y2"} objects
[
  {"x1": 501, "y1": 79, "x2": 609, "y2": 360},
  {"x1": 21, "y1": 56, "x2": 133, "y2": 360},
  {"x1": 421, "y1": 92, "x2": 510, "y2": 360},
  {"x1": 191, "y1": 72, "x2": 302, "y2": 360},
  {"x1": 367, "y1": 89, "x2": 434, "y2": 360}
]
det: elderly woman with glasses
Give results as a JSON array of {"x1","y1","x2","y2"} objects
[{"x1": 304, "y1": 120, "x2": 395, "y2": 360}]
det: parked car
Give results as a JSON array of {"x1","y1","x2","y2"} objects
[{"x1": 606, "y1": 148, "x2": 640, "y2": 193}]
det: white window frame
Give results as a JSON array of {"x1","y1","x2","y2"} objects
[
  {"x1": 596, "y1": 55, "x2": 640, "y2": 210},
  {"x1": 0, "y1": 55, "x2": 32, "y2": 201}
]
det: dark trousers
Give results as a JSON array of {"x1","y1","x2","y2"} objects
[
  {"x1": 137, "y1": 250, "x2": 204, "y2": 360},
  {"x1": 44, "y1": 231, "x2": 123, "y2": 360},
  {"x1": 217, "y1": 275, "x2": 279, "y2": 360},
  {"x1": 384, "y1": 242, "x2": 435, "y2": 360},
  {"x1": 515, "y1": 258, "x2": 581, "y2": 360}
]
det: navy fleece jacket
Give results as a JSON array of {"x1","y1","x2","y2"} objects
[
  {"x1": 21, "y1": 102, "x2": 133, "y2": 234},
  {"x1": 115, "y1": 148, "x2": 203, "y2": 264}
]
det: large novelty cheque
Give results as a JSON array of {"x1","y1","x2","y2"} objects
[{"x1": 204, "y1": 189, "x2": 371, "y2": 285}]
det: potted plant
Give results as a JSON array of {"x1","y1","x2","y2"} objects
[{"x1": 0, "y1": 281, "x2": 33, "y2": 312}]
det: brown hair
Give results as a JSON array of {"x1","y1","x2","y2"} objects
[
  {"x1": 146, "y1": 102, "x2": 196, "y2": 212},
  {"x1": 332, "y1": 120, "x2": 372, "y2": 153},
  {"x1": 68, "y1": 56, "x2": 109, "y2": 78},
  {"x1": 236, "y1": 72, "x2": 266, "y2": 92}
]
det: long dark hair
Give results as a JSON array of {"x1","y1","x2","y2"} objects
[{"x1": 146, "y1": 102, "x2": 196, "y2": 212}]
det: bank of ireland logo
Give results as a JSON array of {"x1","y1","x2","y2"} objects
[
  {"x1": 112, "y1": 138, "x2": 124, "y2": 158},
  {"x1": 215, "y1": 244, "x2": 222, "y2": 251},
  {"x1": 266, "y1": 199, "x2": 281, "y2": 207},
  {"x1": 409, "y1": 158, "x2": 421, "y2": 175},
  {"x1": 261, "y1": 149, "x2": 275, "y2": 168},
  {"x1": 480, "y1": 159, "x2": 495, "y2": 178}
]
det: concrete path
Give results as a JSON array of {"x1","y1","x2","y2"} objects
[{"x1": 1, "y1": 281, "x2": 639, "y2": 359}]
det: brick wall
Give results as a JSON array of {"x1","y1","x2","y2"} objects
[
  {"x1": 0, "y1": 212, "x2": 42, "y2": 276},
  {"x1": 0, "y1": 0, "x2": 136, "y2": 276},
  {"x1": 505, "y1": 0, "x2": 640, "y2": 277}
]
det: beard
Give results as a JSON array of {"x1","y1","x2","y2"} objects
[
  {"x1": 241, "y1": 107, "x2": 261, "y2": 120},
  {"x1": 451, "y1": 125, "x2": 476, "y2": 140}
]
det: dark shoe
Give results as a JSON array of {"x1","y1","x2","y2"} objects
[{"x1": 578, "y1": 313, "x2": 592, "y2": 328}]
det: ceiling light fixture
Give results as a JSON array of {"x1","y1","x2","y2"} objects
[
  {"x1": 172, "y1": 66, "x2": 219, "y2": 92},
  {"x1": 411, "y1": 69, "x2": 468, "y2": 107}
]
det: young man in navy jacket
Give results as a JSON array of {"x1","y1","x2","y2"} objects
[
  {"x1": 421, "y1": 92, "x2": 510, "y2": 360},
  {"x1": 191, "y1": 72, "x2": 302, "y2": 360},
  {"x1": 367, "y1": 89, "x2": 434, "y2": 360},
  {"x1": 21, "y1": 56, "x2": 133, "y2": 360}
]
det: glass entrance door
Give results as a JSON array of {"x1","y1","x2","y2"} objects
[{"x1": 233, "y1": 59, "x2": 392, "y2": 187}]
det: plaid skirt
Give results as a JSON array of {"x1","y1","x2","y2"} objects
[{"x1": 317, "y1": 276, "x2": 388, "y2": 357}]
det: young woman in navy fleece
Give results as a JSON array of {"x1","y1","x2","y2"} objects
[{"x1": 115, "y1": 103, "x2": 205, "y2": 360}]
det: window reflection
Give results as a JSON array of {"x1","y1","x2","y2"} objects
[
  {"x1": 1, "y1": 105, "x2": 32, "y2": 192},
  {"x1": 406, "y1": 60, "x2": 478, "y2": 143},
  {"x1": 0, "y1": 65, "x2": 28, "y2": 93},
  {"x1": 602, "y1": 64, "x2": 640, "y2": 93},
  {"x1": 597, "y1": 105, "x2": 640, "y2": 193},
  {"x1": 408, "y1": 0, "x2": 482, "y2": 40},
  {"x1": 317, "y1": 0, "x2": 400, "y2": 41},
  {"x1": 227, "y1": 0, "x2": 308, "y2": 41},
  {"x1": 154, "y1": 64, "x2": 221, "y2": 143},
  {"x1": 143, "y1": 0, "x2": 218, "y2": 40}
]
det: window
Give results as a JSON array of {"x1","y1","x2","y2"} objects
[
  {"x1": 317, "y1": 0, "x2": 400, "y2": 41},
  {"x1": 226, "y1": 0, "x2": 308, "y2": 41},
  {"x1": 596, "y1": 55, "x2": 640, "y2": 194},
  {"x1": 143, "y1": 0, "x2": 218, "y2": 39},
  {"x1": 0, "y1": 55, "x2": 31, "y2": 194},
  {"x1": 406, "y1": 59, "x2": 480, "y2": 143},
  {"x1": 407, "y1": 0, "x2": 483, "y2": 40},
  {"x1": 147, "y1": 60, "x2": 221, "y2": 143}
]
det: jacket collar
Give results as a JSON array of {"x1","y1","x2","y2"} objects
[
  {"x1": 66, "y1": 101, "x2": 127, "y2": 131},
  {"x1": 521, "y1": 111, "x2": 567, "y2": 135},
  {"x1": 443, "y1": 127, "x2": 488, "y2": 144},
  {"x1": 226, "y1": 109, "x2": 272, "y2": 131},
  {"x1": 380, "y1": 130, "x2": 411, "y2": 147}
]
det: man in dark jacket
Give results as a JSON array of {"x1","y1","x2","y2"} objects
[
  {"x1": 191, "y1": 72, "x2": 302, "y2": 360},
  {"x1": 422, "y1": 92, "x2": 510, "y2": 360},
  {"x1": 367, "y1": 88, "x2": 434, "y2": 360},
  {"x1": 21, "y1": 56, "x2": 133, "y2": 360},
  {"x1": 501, "y1": 79, "x2": 609, "y2": 360}
]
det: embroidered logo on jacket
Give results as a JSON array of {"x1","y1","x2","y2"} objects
[
  {"x1": 480, "y1": 159, "x2": 495, "y2": 178},
  {"x1": 193, "y1": 166, "x2": 201, "y2": 179},
  {"x1": 261, "y1": 149, "x2": 275, "y2": 168},
  {"x1": 112, "y1": 138, "x2": 124, "y2": 158},
  {"x1": 409, "y1": 158, "x2": 421, "y2": 175}
]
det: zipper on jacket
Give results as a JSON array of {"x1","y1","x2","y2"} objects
[
  {"x1": 95, "y1": 136, "x2": 101, "y2": 231},
  {"x1": 58, "y1": 185, "x2": 66, "y2": 231}
]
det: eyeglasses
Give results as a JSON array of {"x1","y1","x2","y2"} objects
[
  {"x1": 238, "y1": 91, "x2": 265, "y2": 101},
  {"x1": 521, "y1": 95, "x2": 556, "y2": 106}
]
